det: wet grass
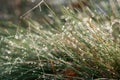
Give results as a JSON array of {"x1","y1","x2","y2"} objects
[{"x1": 0, "y1": 0, "x2": 120, "y2": 80}]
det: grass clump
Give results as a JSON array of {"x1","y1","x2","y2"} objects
[{"x1": 0, "y1": 0, "x2": 120, "y2": 80}]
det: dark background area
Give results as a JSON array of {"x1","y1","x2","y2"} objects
[{"x1": 0, "y1": 0, "x2": 70, "y2": 22}]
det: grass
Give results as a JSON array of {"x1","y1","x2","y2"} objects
[{"x1": 0, "y1": 0, "x2": 120, "y2": 80}]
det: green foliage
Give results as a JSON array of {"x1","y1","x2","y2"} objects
[{"x1": 0, "y1": 0, "x2": 120, "y2": 80}]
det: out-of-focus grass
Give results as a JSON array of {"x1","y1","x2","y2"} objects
[{"x1": 0, "y1": 0, "x2": 120, "y2": 80}]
